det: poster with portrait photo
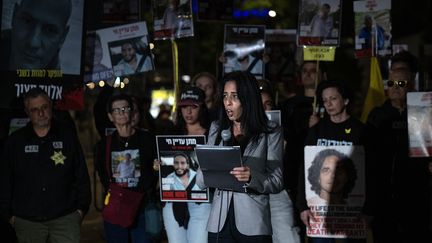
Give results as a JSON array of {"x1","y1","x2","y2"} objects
[
  {"x1": 407, "y1": 92, "x2": 432, "y2": 157},
  {"x1": 111, "y1": 149, "x2": 141, "y2": 188},
  {"x1": 223, "y1": 24, "x2": 266, "y2": 79},
  {"x1": 265, "y1": 110, "x2": 281, "y2": 126},
  {"x1": 83, "y1": 31, "x2": 115, "y2": 84},
  {"x1": 153, "y1": 0, "x2": 194, "y2": 40},
  {"x1": 304, "y1": 145, "x2": 366, "y2": 239},
  {"x1": 0, "y1": 0, "x2": 85, "y2": 109},
  {"x1": 157, "y1": 135, "x2": 209, "y2": 202},
  {"x1": 297, "y1": 0, "x2": 341, "y2": 46},
  {"x1": 91, "y1": 22, "x2": 154, "y2": 79},
  {"x1": 265, "y1": 29, "x2": 298, "y2": 84},
  {"x1": 354, "y1": 0, "x2": 392, "y2": 58}
]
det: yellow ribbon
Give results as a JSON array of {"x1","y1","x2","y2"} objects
[{"x1": 171, "y1": 39, "x2": 179, "y2": 114}]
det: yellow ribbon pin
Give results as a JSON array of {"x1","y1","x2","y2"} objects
[{"x1": 345, "y1": 128, "x2": 351, "y2": 134}]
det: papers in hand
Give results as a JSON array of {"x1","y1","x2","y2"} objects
[{"x1": 195, "y1": 144, "x2": 246, "y2": 192}]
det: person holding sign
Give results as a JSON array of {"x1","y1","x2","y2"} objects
[
  {"x1": 366, "y1": 69, "x2": 431, "y2": 243},
  {"x1": 297, "y1": 81, "x2": 368, "y2": 242},
  {"x1": 197, "y1": 71, "x2": 284, "y2": 243},
  {"x1": 158, "y1": 86, "x2": 211, "y2": 243}
]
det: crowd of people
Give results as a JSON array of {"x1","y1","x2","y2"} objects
[{"x1": 0, "y1": 50, "x2": 431, "y2": 243}]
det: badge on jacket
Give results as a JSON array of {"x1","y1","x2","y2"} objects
[{"x1": 51, "y1": 151, "x2": 66, "y2": 165}]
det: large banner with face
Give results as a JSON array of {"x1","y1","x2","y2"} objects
[
  {"x1": 157, "y1": 135, "x2": 209, "y2": 202},
  {"x1": 0, "y1": 0, "x2": 85, "y2": 109},
  {"x1": 407, "y1": 92, "x2": 432, "y2": 157},
  {"x1": 153, "y1": 0, "x2": 194, "y2": 40},
  {"x1": 222, "y1": 24, "x2": 266, "y2": 79},
  {"x1": 354, "y1": 0, "x2": 392, "y2": 58},
  {"x1": 297, "y1": 0, "x2": 342, "y2": 46},
  {"x1": 304, "y1": 146, "x2": 366, "y2": 239}
]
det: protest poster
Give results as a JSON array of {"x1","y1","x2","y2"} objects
[
  {"x1": 223, "y1": 24, "x2": 266, "y2": 79},
  {"x1": 297, "y1": 0, "x2": 342, "y2": 46},
  {"x1": 157, "y1": 135, "x2": 209, "y2": 202},
  {"x1": 110, "y1": 149, "x2": 141, "y2": 188},
  {"x1": 304, "y1": 146, "x2": 366, "y2": 239},
  {"x1": 354, "y1": 0, "x2": 392, "y2": 58},
  {"x1": 86, "y1": 22, "x2": 154, "y2": 80},
  {"x1": 0, "y1": 0, "x2": 85, "y2": 109},
  {"x1": 265, "y1": 29, "x2": 298, "y2": 84},
  {"x1": 407, "y1": 92, "x2": 432, "y2": 157},
  {"x1": 153, "y1": 0, "x2": 194, "y2": 40},
  {"x1": 265, "y1": 110, "x2": 281, "y2": 126}
]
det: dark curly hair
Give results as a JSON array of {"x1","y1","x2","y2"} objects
[{"x1": 308, "y1": 149, "x2": 357, "y2": 200}]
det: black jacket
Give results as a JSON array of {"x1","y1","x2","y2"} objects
[{"x1": 0, "y1": 119, "x2": 91, "y2": 222}]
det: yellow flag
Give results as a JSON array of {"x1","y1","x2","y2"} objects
[{"x1": 360, "y1": 57, "x2": 386, "y2": 123}]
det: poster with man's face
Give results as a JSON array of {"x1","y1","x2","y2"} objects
[
  {"x1": 223, "y1": 24, "x2": 266, "y2": 79},
  {"x1": 86, "y1": 22, "x2": 154, "y2": 82},
  {"x1": 156, "y1": 135, "x2": 209, "y2": 202},
  {"x1": 297, "y1": 0, "x2": 341, "y2": 46},
  {"x1": 153, "y1": 0, "x2": 194, "y2": 40},
  {"x1": 304, "y1": 146, "x2": 366, "y2": 239},
  {"x1": 354, "y1": 0, "x2": 392, "y2": 58},
  {"x1": 0, "y1": 0, "x2": 85, "y2": 109}
]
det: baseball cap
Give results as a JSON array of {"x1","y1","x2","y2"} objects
[{"x1": 177, "y1": 86, "x2": 205, "y2": 107}]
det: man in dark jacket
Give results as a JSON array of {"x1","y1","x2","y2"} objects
[
  {"x1": 0, "y1": 87, "x2": 91, "y2": 243},
  {"x1": 366, "y1": 69, "x2": 431, "y2": 243}
]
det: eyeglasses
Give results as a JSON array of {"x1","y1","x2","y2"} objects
[
  {"x1": 111, "y1": 106, "x2": 131, "y2": 114},
  {"x1": 28, "y1": 104, "x2": 50, "y2": 114},
  {"x1": 387, "y1": 80, "x2": 408, "y2": 88}
]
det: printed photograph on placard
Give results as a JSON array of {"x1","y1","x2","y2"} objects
[
  {"x1": 87, "y1": 22, "x2": 154, "y2": 81},
  {"x1": 297, "y1": 0, "x2": 341, "y2": 46},
  {"x1": 84, "y1": 31, "x2": 115, "y2": 84},
  {"x1": 304, "y1": 146, "x2": 366, "y2": 239},
  {"x1": 265, "y1": 110, "x2": 281, "y2": 126},
  {"x1": 0, "y1": 0, "x2": 85, "y2": 108},
  {"x1": 407, "y1": 92, "x2": 432, "y2": 157},
  {"x1": 157, "y1": 135, "x2": 209, "y2": 202},
  {"x1": 223, "y1": 25, "x2": 266, "y2": 79},
  {"x1": 111, "y1": 149, "x2": 141, "y2": 188},
  {"x1": 153, "y1": 0, "x2": 194, "y2": 40},
  {"x1": 265, "y1": 29, "x2": 298, "y2": 84},
  {"x1": 0, "y1": 0, "x2": 84, "y2": 74},
  {"x1": 354, "y1": 0, "x2": 392, "y2": 58},
  {"x1": 109, "y1": 37, "x2": 153, "y2": 77}
]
